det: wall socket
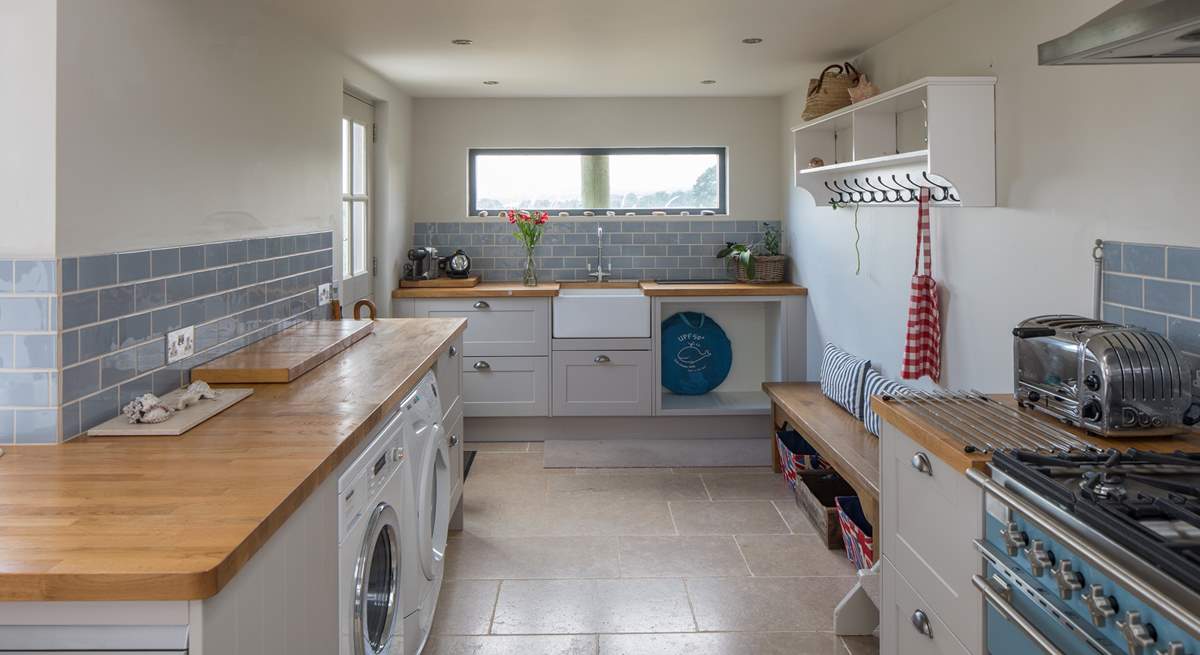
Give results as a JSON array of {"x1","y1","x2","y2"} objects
[
  {"x1": 318, "y1": 283, "x2": 332, "y2": 306},
  {"x1": 166, "y1": 326, "x2": 195, "y2": 364}
]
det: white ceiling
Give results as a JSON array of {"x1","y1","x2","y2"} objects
[{"x1": 263, "y1": 0, "x2": 956, "y2": 97}]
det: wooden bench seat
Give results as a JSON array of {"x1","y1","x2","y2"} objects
[{"x1": 763, "y1": 382, "x2": 880, "y2": 529}]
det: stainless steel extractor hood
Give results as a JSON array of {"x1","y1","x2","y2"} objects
[{"x1": 1039, "y1": 0, "x2": 1200, "y2": 65}]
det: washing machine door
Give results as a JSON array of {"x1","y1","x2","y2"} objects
[
  {"x1": 353, "y1": 502, "x2": 403, "y2": 655},
  {"x1": 416, "y1": 423, "x2": 450, "y2": 582}
]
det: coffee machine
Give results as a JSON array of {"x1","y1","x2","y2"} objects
[{"x1": 403, "y1": 247, "x2": 439, "y2": 280}]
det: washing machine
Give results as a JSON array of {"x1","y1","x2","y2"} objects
[
  {"x1": 338, "y1": 407, "x2": 417, "y2": 655},
  {"x1": 399, "y1": 371, "x2": 450, "y2": 655}
]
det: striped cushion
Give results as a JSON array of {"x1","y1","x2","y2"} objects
[
  {"x1": 819, "y1": 343, "x2": 871, "y2": 419},
  {"x1": 862, "y1": 368, "x2": 912, "y2": 437}
]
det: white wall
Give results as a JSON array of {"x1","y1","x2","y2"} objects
[
  {"x1": 0, "y1": 0, "x2": 56, "y2": 257},
  {"x1": 54, "y1": 0, "x2": 413, "y2": 310},
  {"x1": 783, "y1": 0, "x2": 1200, "y2": 391},
  {"x1": 412, "y1": 97, "x2": 781, "y2": 222}
]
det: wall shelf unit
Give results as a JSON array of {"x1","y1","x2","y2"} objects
[{"x1": 792, "y1": 76, "x2": 996, "y2": 207}]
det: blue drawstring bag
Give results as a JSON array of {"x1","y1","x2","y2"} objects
[{"x1": 661, "y1": 312, "x2": 732, "y2": 395}]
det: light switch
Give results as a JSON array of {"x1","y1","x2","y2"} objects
[
  {"x1": 318, "y1": 283, "x2": 332, "y2": 306},
  {"x1": 167, "y1": 326, "x2": 195, "y2": 364}
]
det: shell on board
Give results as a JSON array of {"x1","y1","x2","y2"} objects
[
  {"x1": 174, "y1": 380, "x2": 219, "y2": 411},
  {"x1": 122, "y1": 393, "x2": 174, "y2": 424}
]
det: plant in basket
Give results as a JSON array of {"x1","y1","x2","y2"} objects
[
  {"x1": 505, "y1": 209, "x2": 550, "y2": 286},
  {"x1": 716, "y1": 222, "x2": 787, "y2": 283}
]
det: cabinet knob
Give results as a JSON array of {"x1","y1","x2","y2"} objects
[
  {"x1": 449, "y1": 434, "x2": 459, "y2": 447},
  {"x1": 910, "y1": 609, "x2": 933, "y2": 639},
  {"x1": 473, "y1": 361, "x2": 491, "y2": 370},
  {"x1": 594, "y1": 354, "x2": 611, "y2": 364},
  {"x1": 910, "y1": 452, "x2": 933, "y2": 476},
  {"x1": 473, "y1": 300, "x2": 490, "y2": 309},
  {"x1": 448, "y1": 345, "x2": 457, "y2": 357}
]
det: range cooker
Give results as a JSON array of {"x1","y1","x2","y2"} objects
[{"x1": 970, "y1": 449, "x2": 1200, "y2": 655}]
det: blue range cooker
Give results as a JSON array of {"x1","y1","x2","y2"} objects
[{"x1": 969, "y1": 449, "x2": 1200, "y2": 655}]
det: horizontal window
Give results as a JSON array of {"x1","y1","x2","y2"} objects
[{"x1": 469, "y1": 147, "x2": 727, "y2": 216}]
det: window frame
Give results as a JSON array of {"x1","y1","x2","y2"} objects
[{"x1": 467, "y1": 146, "x2": 728, "y2": 217}]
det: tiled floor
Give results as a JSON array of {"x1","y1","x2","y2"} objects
[{"x1": 427, "y1": 442, "x2": 880, "y2": 655}]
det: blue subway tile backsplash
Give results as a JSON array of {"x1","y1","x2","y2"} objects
[{"x1": 1102, "y1": 240, "x2": 1200, "y2": 364}]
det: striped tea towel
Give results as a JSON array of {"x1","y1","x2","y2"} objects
[{"x1": 902, "y1": 188, "x2": 941, "y2": 382}]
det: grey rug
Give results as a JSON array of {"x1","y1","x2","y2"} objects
[{"x1": 543, "y1": 438, "x2": 772, "y2": 469}]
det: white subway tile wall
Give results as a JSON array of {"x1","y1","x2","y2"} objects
[
  {"x1": 0, "y1": 259, "x2": 60, "y2": 444},
  {"x1": 1102, "y1": 241, "x2": 1200, "y2": 364},
  {"x1": 412, "y1": 220, "x2": 783, "y2": 282}
]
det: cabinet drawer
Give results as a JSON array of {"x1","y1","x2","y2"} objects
[
  {"x1": 434, "y1": 335, "x2": 463, "y2": 419},
  {"x1": 462, "y1": 356, "x2": 549, "y2": 417},
  {"x1": 880, "y1": 422, "x2": 983, "y2": 653},
  {"x1": 413, "y1": 298, "x2": 549, "y2": 356},
  {"x1": 445, "y1": 406, "x2": 465, "y2": 498},
  {"x1": 882, "y1": 560, "x2": 972, "y2": 655},
  {"x1": 552, "y1": 350, "x2": 651, "y2": 416}
]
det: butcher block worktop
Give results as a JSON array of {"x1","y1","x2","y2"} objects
[
  {"x1": 391, "y1": 280, "x2": 808, "y2": 298},
  {"x1": 872, "y1": 394, "x2": 1200, "y2": 473},
  {"x1": 0, "y1": 318, "x2": 466, "y2": 602},
  {"x1": 391, "y1": 281, "x2": 560, "y2": 298}
]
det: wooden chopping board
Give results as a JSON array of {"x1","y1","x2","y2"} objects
[
  {"x1": 87, "y1": 387, "x2": 253, "y2": 437},
  {"x1": 191, "y1": 320, "x2": 374, "y2": 383},
  {"x1": 399, "y1": 275, "x2": 480, "y2": 288}
]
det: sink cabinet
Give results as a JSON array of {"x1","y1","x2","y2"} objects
[{"x1": 551, "y1": 349, "x2": 653, "y2": 416}]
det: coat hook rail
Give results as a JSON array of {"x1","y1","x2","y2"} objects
[{"x1": 825, "y1": 172, "x2": 959, "y2": 205}]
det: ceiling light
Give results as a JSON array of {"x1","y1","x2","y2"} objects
[
  {"x1": 451, "y1": 39, "x2": 473, "y2": 45},
  {"x1": 483, "y1": 80, "x2": 500, "y2": 85},
  {"x1": 742, "y1": 37, "x2": 763, "y2": 44},
  {"x1": 700, "y1": 79, "x2": 717, "y2": 85}
]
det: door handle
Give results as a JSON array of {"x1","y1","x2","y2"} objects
[
  {"x1": 473, "y1": 361, "x2": 491, "y2": 371},
  {"x1": 449, "y1": 434, "x2": 459, "y2": 447},
  {"x1": 910, "y1": 609, "x2": 933, "y2": 638},
  {"x1": 473, "y1": 300, "x2": 490, "y2": 309},
  {"x1": 911, "y1": 452, "x2": 933, "y2": 476},
  {"x1": 972, "y1": 575, "x2": 1066, "y2": 655},
  {"x1": 594, "y1": 354, "x2": 611, "y2": 364}
]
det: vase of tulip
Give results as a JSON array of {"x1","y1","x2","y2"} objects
[{"x1": 506, "y1": 209, "x2": 549, "y2": 286}]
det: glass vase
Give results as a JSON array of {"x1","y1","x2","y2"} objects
[{"x1": 522, "y1": 249, "x2": 538, "y2": 287}]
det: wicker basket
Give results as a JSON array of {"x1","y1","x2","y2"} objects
[
  {"x1": 729, "y1": 255, "x2": 788, "y2": 283},
  {"x1": 801, "y1": 63, "x2": 860, "y2": 121}
]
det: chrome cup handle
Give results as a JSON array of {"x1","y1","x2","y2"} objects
[
  {"x1": 473, "y1": 300, "x2": 490, "y2": 309},
  {"x1": 594, "y1": 354, "x2": 611, "y2": 364},
  {"x1": 911, "y1": 452, "x2": 933, "y2": 476},
  {"x1": 473, "y1": 361, "x2": 491, "y2": 371}
]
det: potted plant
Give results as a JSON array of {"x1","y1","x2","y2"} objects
[
  {"x1": 716, "y1": 223, "x2": 787, "y2": 283},
  {"x1": 505, "y1": 209, "x2": 550, "y2": 286}
]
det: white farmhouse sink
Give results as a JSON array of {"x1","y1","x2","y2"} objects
[{"x1": 553, "y1": 287, "x2": 650, "y2": 338}]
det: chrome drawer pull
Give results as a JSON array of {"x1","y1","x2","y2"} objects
[
  {"x1": 972, "y1": 574, "x2": 1066, "y2": 655},
  {"x1": 911, "y1": 452, "x2": 933, "y2": 476},
  {"x1": 910, "y1": 609, "x2": 933, "y2": 638},
  {"x1": 594, "y1": 354, "x2": 611, "y2": 364},
  {"x1": 473, "y1": 361, "x2": 491, "y2": 371},
  {"x1": 473, "y1": 300, "x2": 490, "y2": 309},
  {"x1": 448, "y1": 345, "x2": 457, "y2": 357}
]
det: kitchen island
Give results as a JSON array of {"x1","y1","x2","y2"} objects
[{"x1": 0, "y1": 319, "x2": 465, "y2": 652}]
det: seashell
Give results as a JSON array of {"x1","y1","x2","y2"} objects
[
  {"x1": 122, "y1": 393, "x2": 175, "y2": 424},
  {"x1": 174, "y1": 380, "x2": 219, "y2": 411}
]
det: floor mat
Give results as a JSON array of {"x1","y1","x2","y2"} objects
[
  {"x1": 543, "y1": 438, "x2": 771, "y2": 469},
  {"x1": 463, "y1": 450, "x2": 477, "y2": 480}
]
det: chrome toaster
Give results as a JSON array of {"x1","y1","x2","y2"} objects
[{"x1": 1013, "y1": 315, "x2": 1200, "y2": 436}]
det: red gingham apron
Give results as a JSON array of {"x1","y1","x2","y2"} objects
[{"x1": 902, "y1": 188, "x2": 941, "y2": 382}]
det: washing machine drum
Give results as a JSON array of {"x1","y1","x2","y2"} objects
[
  {"x1": 417, "y1": 427, "x2": 451, "y2": 582},
  {"x1": 354, "y1": 503, "x2": 403, "y2": 655}
]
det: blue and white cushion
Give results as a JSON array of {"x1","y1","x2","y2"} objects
[
  {"x1": 819, "y1": 343, "x2": 871, "y2": 419},
  {"x1": 862, "y1": 368, "x2": 912, "y2": 437}
]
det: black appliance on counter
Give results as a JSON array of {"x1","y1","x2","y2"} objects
[
  {"x1": 441, "y1": 249, "x2": 471, "y2": 279},
  {"x1": 404, "y1": 247, "x2": 438, "y2": 281}
]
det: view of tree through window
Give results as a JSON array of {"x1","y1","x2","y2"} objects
[{"x1": 470, "y1": 148, "x2": 726, "y2": 215}]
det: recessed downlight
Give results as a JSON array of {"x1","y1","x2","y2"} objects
[
  {"x1": 451, "y1": 39, "x2": 473, "y2": 45},
  {"x1": 700, "y1": 79, "x2": 717, "y2": 85},
  {"x1": 483, "y1": 80, "x2": 500, "y2": 85},
  {"x1": 741, "y1": 37, "x2": 763, "y2": 44}
]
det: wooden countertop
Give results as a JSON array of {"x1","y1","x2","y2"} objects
[
  {"x1": 392, "y1": 280, "x2": 808, "y2": 298},
  {"x1": 872, "y1": 394, "x2": 1200, "y2": 473},
  {"x1": 0, "y1": 318, "x2": 466, "y2": 602}
]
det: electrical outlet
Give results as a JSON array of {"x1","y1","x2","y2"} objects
[
  {"x1": 166, "y1": 326, "x2": 195, "y2": 364},
  {"x1": 318, "y1": 283, "x2": 332, "y2": 306}
]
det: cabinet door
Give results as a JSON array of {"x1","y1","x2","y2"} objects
[
  {"x1": 462, "y1": 356, "x2": 549, "y2": 417},
  {"x1": 446, "y1": 406, "x2": 465, "y2": 500},
  {"x1": 552, "y1": 350, "x2": 652, "y2": 416},
  {"x1": 413, "y1": 298, "x2": 549, "y2": 356},
  {"x1": 882, "y1": 561, "x2": 972, "y2": 655},
  {"x1": 434, "y1": 335, "x2": 463, "y2": 422}
]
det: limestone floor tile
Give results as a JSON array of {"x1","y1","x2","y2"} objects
[
  {"x1": 669, "y1": 500, "x2": 790, "y2": 535},
  {"x1": 463, "y1": 497, "x2": 677, "y2": 537},
  {"x1": 617, "y1": 536, "x2": 750, "y2": 578},
  {"x1": 527, "y1": 442, "x2": 545, "y2": 451},
  {"x1": 446, "y1": 536, "x2": 620, "y2": 580},
  {"x1": 701, "y1": 473, "x2": 793, "y2": 500},
  {"x1": 468, "y1": 452, "x2": 562, "y2": 477},
  {"x1": 429, "y1": 580, "x2": 500, "y2": 635},
  {"x1": 548, "y1": 472, "x2": 708, "y2": 502},
  {"x1": 771, "y1": 499, "x2": 818, "y2": 535},
  {"x1": 686, "y1": 576, "x2": 857, "y2": 632},
  {"x1": 735, "y1": 534, "x2": 856, "y2": 577},
  {"x1": 599, "y1": 632, "x2": 840, "y2": 655},
  {"x1": 466, "y1": 442, "x2": 532, "y2": 453},
  {"x1": 839, "y1": 635, "x2": 880, "y2": 655},
  {"x1": 491, "y1": 579, "x2": 696, "y2": 634},
  {"x1": 670, "y1": 467, "x2": 776, "y2": 477},
  {"x1": 424, "y1": 635, "x2": 599, "y2": 655}
]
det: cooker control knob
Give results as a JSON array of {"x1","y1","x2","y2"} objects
[
  {"x1": 1155, "y1": 642, "x2": 1187, "y2": 655},
  {"x1": 1082, "y1": 584, "x2": 1118, "y2": 627},
  {"x1": 1084, "y1": 373, "x2": 1101, "y2": 391},
  {"x1": 1082, "y1": 400, "x2": 1103, "y2": 422},
  {"x1": 1025, "y1": 540, "x2": 1055, "y2": 577},
  {"x1": 1052, "y1": 559, "x2": 1084, "y2": 600},
  {"x1": 1116, "y1": 610, "x2": 1157, "y2": 655},
  {"x1": 1000, "y1": 522, "x2": 1028, "y2": 556},
  {"x1": 1027, "y1": 390, "x2": 1042, "y2": 403}
]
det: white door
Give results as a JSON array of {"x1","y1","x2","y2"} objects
[{"x1": 341, "y1": 92, "x2": 374, "y2": 307}]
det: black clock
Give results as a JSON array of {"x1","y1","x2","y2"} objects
[{"x1": 444, "y1": 249, "x2": 471, "y2": 279}]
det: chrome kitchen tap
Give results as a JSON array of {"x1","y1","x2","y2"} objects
[{"x1": 586, "y1": 225, "x2": 611, "y2": 282}]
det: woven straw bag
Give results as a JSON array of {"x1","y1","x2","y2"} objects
[
  {"x1": 802, "y1": 63, "x2": 860, "y2": 121},
  {"x1": 729, "y1": 255, "x2": 788, "y2": 283}
]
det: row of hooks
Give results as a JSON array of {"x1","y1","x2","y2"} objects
[{"x1": 824, "y1": 172, "x2": 959, "y2": 205}]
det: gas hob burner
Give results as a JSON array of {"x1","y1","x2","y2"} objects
[{"x1": 1080, "y1": 470, "x2": 1128, "y2": 499}]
